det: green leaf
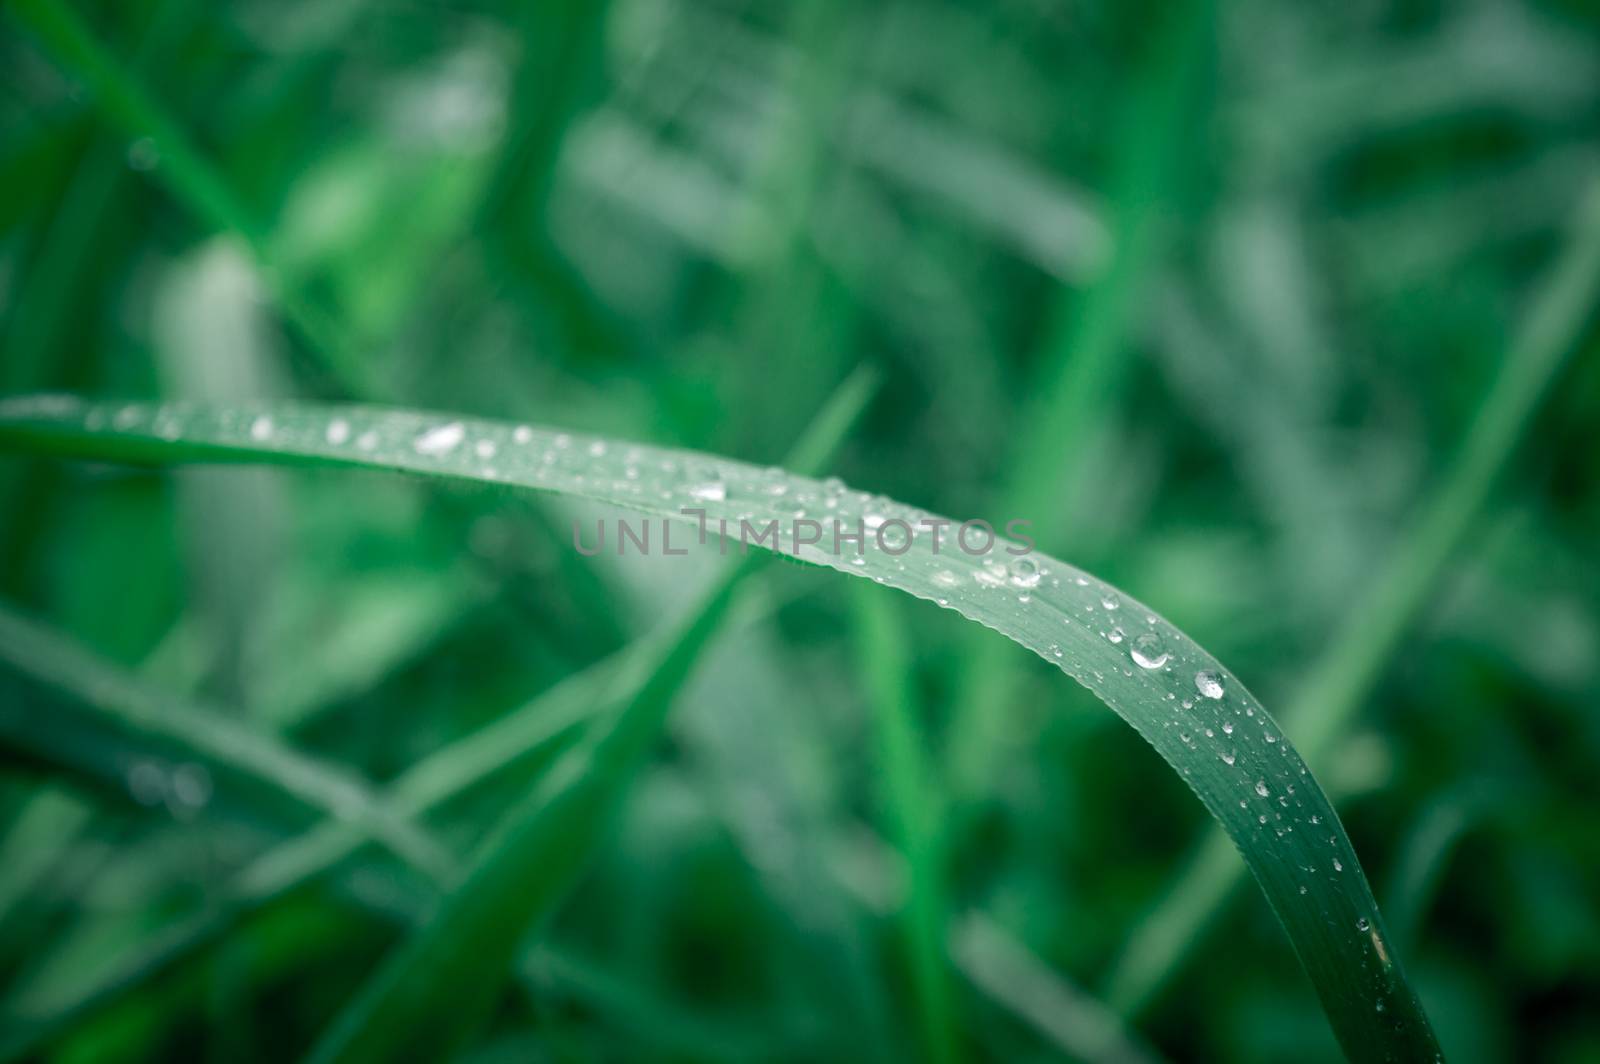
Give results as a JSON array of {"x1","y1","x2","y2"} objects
[{"x1": 0, "y1": 386, "x2": 1441, "y2": 1060}]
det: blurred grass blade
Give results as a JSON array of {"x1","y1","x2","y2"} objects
[
  {"x1": 952, "y1": 915, "x2": 1163, "y2": 1064},
  {"x1": 0, "y1": 585, "x2": 811, "y2": 1063},
  {"x1": 0, "y1": 604, "x2": 454, "y2": 882},
  {"x1": 1104, "y1": 182, "x2": 1600, "y2": 1017},
  {"x1": 851, "y1": 584, "x2": 960, "y2": 1064},
  {"x1": 5, "y1": 0, "x2": 359, "y2": 386}
]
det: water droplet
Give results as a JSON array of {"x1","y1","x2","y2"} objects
[
  {"x1": 169, "y1": 762, "x2": 212, "y2": 812},
  {"x1": 1195, "y1": 670, "x2": 1224, "y2": 700},
  {"x1": 356, "y1": 430, "x2": 379, "y2": 451},
  {"x1": 687, "y1": 480, "x2": 726, "y2": 502},
  {"x1": 974, "y1": 560, "x2": 1008, "y2": 588},
  {"x1": 587, "y1": 440, "x2": 606, "y2": 457},
  {"x1": 127, "y1": 760, "x2": 166, "y2": 806},
  {"x1": 1131, "y1": 632, "x2": 1170, "y2": 669},
  {"x1": 1100, "y1": 594, "x2": 1119, "y2": 611},
  {"x1": 1220, "y1": 751, "x2": 1236, "y2": 765},
  {"x1": 250, "y1": 416, "x2": 274, "y2": 442},
  {"x1": 932, "y1": 569, "x2": 961, "y2": 589},
  {"x1": 513, "y1": 425, "x2": 533, "y2": 444},
  {"x1": 1010, "y1": 557, "x2": 1041, "y2": 588},
  {"x1": 1356, "y1": 916, "x2": 1369, "y2": 932},
  {"x1": 1255, "y1": 780, "x2": 1270, "y2": 797},
  {"x1": 414, "y1": 421, "x2": 465, "y2": 455},
  {"x1": 1333, "y1": 858, "x2": 1344, "y2": 872},
  {"x1": 1222, "y1": 721, "x2": 1234, "y2": 735},
  {"x1": 1107, "y1": 626, "x2": 1125, "y2": 644},
  {"x1": 475, "y1": 439, "x2": 498, "y2": 459},
  {"x1": 325, "y1": 419, "x2": 351, "y2": 445}
]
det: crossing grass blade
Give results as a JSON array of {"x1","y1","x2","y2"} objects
[
  {"x1": 0, "y1": 604, "x2": 454, "y2": 882},
  {"x1": 851, "y1": 584, "x2": 960, "y2": 1064},
  {"x1": 0, "y1": 387, "x2": 1442, "y2": 1060}
]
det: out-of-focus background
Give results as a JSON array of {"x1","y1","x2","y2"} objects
[{"x1": 2, "y1": 0, "x2": 1598, "y2": 1060}]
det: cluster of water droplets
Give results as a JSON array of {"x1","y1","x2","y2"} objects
[{"x1": 126, "y1": 758, "x2": 213, "y2": 821}]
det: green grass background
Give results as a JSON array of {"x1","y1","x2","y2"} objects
[{"x1": 1, "y1": 0, "x2": 1598, "y2": 1060}]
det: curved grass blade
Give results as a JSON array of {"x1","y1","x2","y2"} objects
[
  {"x1": 1103, "y1": 181, "x2": 1600, "y2": 1017},
  {"x1": 0, "y1": 604, "x2": 453, "y2": 882},
  {"x1": 0, "y1": 394, "x2": 1441, "y2": 1059}
]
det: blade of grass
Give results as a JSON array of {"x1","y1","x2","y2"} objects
[
  {"x1": 0, "y1": 604, "x2": 454, "y2": 883},
  {"x1": 851, "y1": 584, "x2": 960, "y2": 1064},
  {"x1": 0, "y1": 386, "x2": 1441, "y2": 1059},
  {"x1": 1103, "y1": 181, "x2": 1600, "y2": 1017}
]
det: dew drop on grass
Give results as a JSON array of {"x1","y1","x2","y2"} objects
[
  {"x1": 326, "y1": 418, "x2": 351, "y2": 445},
  {"x1": 1220, "y1": 751, "x2": 1236, "y2": 765},
  {"x1": 974, "y1": 560, "x2": 1008, "y2": 588},
  {"x1": 1010, "y1": 557, "x2": 1041, "y2": 588},
  {"x1": 1195, "y1": 670, "x2": 1225, "y2": 699},
  {"x1": 1131, "y1": 632, "x2": 1169, "y2": 669},
  {"x1": 1107, "y1": 626, "x2": 1124, "y2": 644},
  {"x1": 513, "y1": 425, "x2": 533, "y2": 444},
  {"x1": 1356, "y1": 917, "x2": 1369, "y2": 932},
  {"x1": 169, "y1": 762, "x2": 212, "y2": 812},
  {"x1": 1333, "y1": 858, "x2": 1343, "y2": 872},
  {"x1": 687, "y1": 480, "x2": 726, "y2": 502},
  {"x1": 127, "y1": 760, "x2": 166, "y2": 806},
  {"x1": 1222, "y1": 721, "x2": 1234, "y2": 734},
  {"x1": 932, "y1": 569, "x2": 961, "y2": 589},
  {"x1": 357, "y1": 430, "x2": 378, "y2": 451},
  {"x1": 1255, "y1": 780, "x2": 1270, "y2": 797},
  {"x1": 1100, "y1": 594, "x2": 1120, "y2": 610},
  {"x1": 414, "y1": 421, "x2": 465, "y2": 455},
  {"x1": 250, "y1": 416, "x2": 274, "y2": 442},
  {"x1": 475, "y1": 439, "x2": 498, "y2": 459}
]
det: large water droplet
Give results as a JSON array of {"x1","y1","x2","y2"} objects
[
  {"x1": 1255, "y1": 780, "x2": 1270, "y2": 797},
  {"x1": 250, "y1": 416, "x2": 274, "y2": 442},
  {"x1": 1107, "y1": 626, "x2": 1124, "y2": 644},
  {"x1": 1195, "y1": 670, "x2": 1224, "y2": 700},
  {"x1": 1131, "y1": 632, "x2": 1169, "y2": 669},
  {"x1": 414, "y1": 421, "x2": 465, "y2": 455},
  {"x1": 1356, "y1": 916, "x2": 1369, "y2": 932},
  {"x1": 325, "y1": 419, "x2": 351, "y2": 445},
  {"x1": 1010, "y1": 557, "x2": 1041, "y2": 588}
]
